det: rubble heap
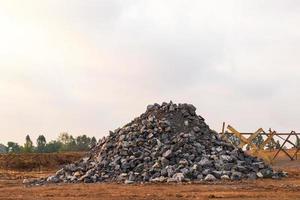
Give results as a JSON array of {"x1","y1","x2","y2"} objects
[{"x1": 29, "y1": 102, "x2": 286, "y2": 185}]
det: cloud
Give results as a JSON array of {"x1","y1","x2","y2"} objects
[{"x1": 0, "y1": 0, "x2": 300, "y2": 144}]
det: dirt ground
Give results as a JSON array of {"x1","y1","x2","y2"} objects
[{"x1": 0, "y1": 150, "x2": 299, "y2": 200}]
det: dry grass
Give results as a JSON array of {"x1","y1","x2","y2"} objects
[{"x1": 0, "y1": 152, "x2": 85, "y2": 171}]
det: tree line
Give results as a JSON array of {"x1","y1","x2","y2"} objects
[{"x1": 0, "y1": 133, "x2": 97, "y2": 153}]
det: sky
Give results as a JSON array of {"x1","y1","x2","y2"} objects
[{"x1": 0, "y1": 0, "x2": 300, "y2": 145}]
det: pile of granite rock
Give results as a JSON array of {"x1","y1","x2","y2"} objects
[{"x1": 27, "y1": 102, "x2": 286, "y2": 185}]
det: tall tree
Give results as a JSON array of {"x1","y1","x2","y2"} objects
[
  {"x1": 90, "y1": 136, "x2": 97, "y2": 148},
  {"x1": 75, "y1": 135, "x2": 91, "y2": 151},
  {"x1": 58, "y1": 132, "x2": 76, "y2": 151},
  {"x1": 23, "y1": 135, "x2": 33, "y2": 153},
  {"x1": 36, "y1": 135, "x2": 47, "y2": 153}
]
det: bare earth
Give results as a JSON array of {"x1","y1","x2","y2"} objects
[{"x1": 0, "y1": 150, "x2": 299, "y2": 200}]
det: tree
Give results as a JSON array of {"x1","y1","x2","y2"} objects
[
  {"x1": 58, "y1": 132, "x2": 76, "y2": 152},
  {"x1": 44, "y1": 140, "x2": 62, "y2": 153},
  {"x1": 36, "y1": 135, "x2": 47, "y2": 153},
  {"x1": 275, "y1": 140, "x2": 281, "y2": 149},
  {"x1": 251, "y1": 134, "x2": 264, "y2": 149},
  {"x1": 90, "y1": 136, "x2": 97, "y2": 148},
  {"x1": 7, "y1": 142, "x2": 21, "y2": 153},
  {"x1": 0, "y1": 144, "x2": 7, "y2": 153},
  {"x1": 75, "y1": 135, "x2": 91, "y2": 151},
  {"x1": 23, "y1": 135, "x2": 33, "y2": 153},
  {"x1": 266, "y1": 138, "x2": 276, "y2": 150}
]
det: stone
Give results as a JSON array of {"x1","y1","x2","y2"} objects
[
  {"x1": 196, "y1": 174, "x2": 203, "y2": 180},
  {"x1": 252, "y1": 162, "x2": 265, "y2": 169},
  {"x1": 193, "y1": 126, "x2": 201, "y2": 132},
  {"x1": 260, "y1": 168, "x2": 273, "y2": 178},
  {"x1": 236, "y1": 165, "x2": 247, "y2": 172},
  {"x1": 184, "y1": 120, "x2": 189, "y2": 126},
  {"x1": 198, "y1": 157, "x2": 211, "y2": 167},
  {"x1": 220, "y1": 155, "x2": 233, "y2": 162},
  {"x1": 150, "y1": 176, "x2": 166, "y2": 182},
  {"x1": 163, "y1": 149, "x2": 172, "y2": 158},
  {"x1": 23, "y1": 179, "x2": 30, "y2": 184},
  {"x1": 256, "y1": 172, "x2": 264, "y2": 178},
  {"x1": 74, "y1": 171, "x2": 81, "y2": 177},
  {"x1": 212, "y1": 171, "x2": 222, "y2": 179},
  {"x1": 179, "y1": 159, "x2": 188, "y2": 165},
  {"x1": 202, "y1": 168, "x2": 211, "y2": 175},
  {"x1": 124, "y1": 180, "x2": 134, "y2": 184},
  {"x1": 167, "y1": 178, "x2": 177, "y2": 183},
  {"x1": 166, "y1": 166, "x2": 175, "y2": 177},
  {"x1": 173, "y1": 173, "x2": 185, "y2": 182},
  {"x1": 204, "y1": 174, "x2": 217, "y2": 181},
  {"x1": 27, "y1": 102, "x2": 284, "y2": 186},
  {"x1": 247, "y1": 172, "x2": 257, "y2": 180},
  {"x1": 56, "y1": 168, "x2": 64, "y2": 176},
  {"x1": 231, "y1": 172, "x2": 242, "y2": 180},
  {"x1": 220, "y1": 175, "x2": 230, "y2": 180},
  {"x1": 47, "y1": 176, "x2": 60, "y2": 183}
]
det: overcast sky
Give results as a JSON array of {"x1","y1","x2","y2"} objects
[{"x1": 0, "y1": 0, "x2": 300, "y2": 144}]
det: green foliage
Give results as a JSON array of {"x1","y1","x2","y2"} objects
[
  {"x1": 275, "y1": 140, "x2": 281, "y2": 149},
  {"x1": 252, "y1": 134, "x2": 264, "y2": 147},
  {"x1": 266, "y1": 138, "x2": 276, "y2": 150},
  {"x1": 44, "y1": 140, "x2": 62, "y2": 153},
  {"x1": 245, "y1": 134, "x2": 264, "y2": 150},
  {"x1": 7, "y1": 142, "x2": 21, "y2": 153},
  {"x1": 23, "y1": 135, "x2": 33, "y2": 153},
  {"x1": 91, "y1": 136, "x2": 97, "y2": 148},
  {"x1": 36, "y1": 135, "x2": 47, "y2": 153},
  {"x1": 75, "y1": 135, "x2": 91, "y2": 151},
  {"x1": 58, "y1": 132, "x2": 77, "y2": 152},
  {"x1": 2, "y1": 133, "x2": 97, "y2": 154},
  {"x1": 0, "y1": 144, "x2": 7, "y2": 153}
]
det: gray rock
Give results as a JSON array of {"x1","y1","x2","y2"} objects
[
  {"x1": 231, "y1": 172, "x2": 242, "y2": 180},
  {"x1": 220, "y1": 155, "x2": 233, "y2": 162},
  {"x1": 193, "y1": 126, "x2": 201, "y2": 132},
  {"x1": 252, "y1": 162, "x2": 265, "y2": 169},
  {"x1": 212, "y1": 171, "x2": 222, "y2": 179},
  {"x1": 256, "y1": 172, "x2": 263, "y2": 178},
  {"x1": 163, "y1": 149, "x2": 172, "y2": 158},
  {"x1": 23, "y1": 179, "x2": 30, "y2": 184},
  {"x1": 47, "y1": 176, "x2": 60, "y2": 183},
  {"x1": 260, "y1": 168, "x2": 273, "y2": 178},
  {"x1": 247, "y1": 172, "x2": 257, "y2": 180},
  {"x1": 198, "y1": 157, "x2": 211, "y2": 167},
  {"x1": 220, "y1": 175, "x2": 230, "y2": 180},
  {"x1": 150, "y1": 176, "x2": 166, "y2": 182},
  {"x1": 179, "y1": 159, "x2": 188, "y2": 166},
  {"x1": 124, "y1": 180, "x2": 134, "y2": 184},
  {"x1": 204, "y1": 174, "x2": 217, "y2": 181},
  {"x1": 202, "y1": 168, "x2": 211, "y2": 175},
  {"x1": 74, "y1": 171, "x2": 81, "y2": 177},
  {"x1": 30, "y1": 102, "x2": 284, "y2": 185},
  {"x1": 196, "y1": 174, "x2": 203, "y2": 179},
  {"x1": 166, "y1": 178, "x2": 177, "y2": 183},
  {"x1": 173, "y1": 173, "x2": 184, "y2": 182}
]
